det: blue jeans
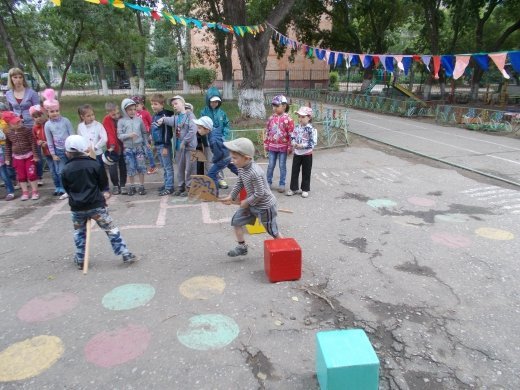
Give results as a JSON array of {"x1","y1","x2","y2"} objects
[
  {"x1": 53, "y1": 148, "x2": 68, "y2": 192},
  {"x1": 208, "y1": 157, "x2": 238, "y2": 194},
  {"x1": 157, "y1": 145, "x2": 174, "y2": 190},
  {"x1": 146, "y1": 144, "x2": 156, "y2": 168},
  {"x1": 0, "y1": 164, "x2": 14, "y2": 194},
  {"x1": 71, "y1": 207, "x2": 129, "y2": 263},
  {"x1": 45, "y1": 155, "x2": 61, "y2": 191},
  {"x1": 266, "y1": 151, "x2": 288, "y2": 187}
]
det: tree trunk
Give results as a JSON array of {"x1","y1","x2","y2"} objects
[
  {"x1": 57, "y1": 20, "x2": 84, "y2": 99},
  {"x1": 3, "y1": 0, "x2": 50, "y2": 86},
  {"x1": 135, "y1": 12, "x2": 146, "y2": 95},
  {"x1": 0, "y1": 13, "x2": 19, "y2": 68},
  {"x1": 225, "y1": 0, "x2": 296, "y2": 118},
  {"x1": 470, "y1": 67, "x2": 484, "y2": 102},
  {"x1": 97, "y1": 53, "x2": 109, "y2": 96}
]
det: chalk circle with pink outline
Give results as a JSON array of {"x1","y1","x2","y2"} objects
[
  {"x1": 102, "y1": 283, "x2": 155, "y2": 311},
  {"x1": 475, "y1": 227, "x2": 514, "y2": 241},
  {"x1": 367, "y1": 199, "x2": 398, "y2": 209},
  {"x1": 179, "y1": 275, "x2": 226, "y2": 300},
  {"x1": 84, "y1": 324, "x2": 151, "y2": 368},
  {"x1": 431, "y1": 232, "x2": 472, "y2": 248},
  {"x1": 177, "y1": 314, "x2": 239, "y2": 351},
  {"x1": 17, "y1": 292, "x2": 80, "y2": 323},
  {"x1": 407, "y1": 197, "x2": 436, "y2": 207},
  {"x1": 0, "y1": 335, "x2": 64, "y2": 382}
]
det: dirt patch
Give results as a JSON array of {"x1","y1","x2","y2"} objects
[{"x1": 231, "y1": 117, "x2": 266, "y2": 129}]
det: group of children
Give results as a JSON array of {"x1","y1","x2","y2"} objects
[{"x1": 1, "y1": 90, "x2": 318, "y2": 267}]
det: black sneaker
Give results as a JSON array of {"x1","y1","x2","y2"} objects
[
  {"x1": 112, "y1": 186, "x2": 121, "y2": 195},
  {"x1": 121, "y1": 187, "x2": 128, "y2": 195},
  {"x1": 74, "y1": 257, "x2": 84, "y2": 270},
  {"x1": 122, "y1": 253, "x2": 137, "y2": 264},
  {"x1": 227, "y1": 244, "x2": 248, "y2": 257},
  {"x1": 138, "y1": 186, "x2": 146, "y2": 195},
  {"x1": 158, "y1": 188, "x2": 173, "y2": 196},
  {"x1": 128, "y1": 186, "x2": 136, "y2": 196}
]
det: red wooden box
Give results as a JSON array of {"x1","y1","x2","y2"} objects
[{"x1": 264, "y1": 238, "x2": 302, "y2": 283}]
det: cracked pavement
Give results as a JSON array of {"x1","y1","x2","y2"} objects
[{"x1": 1, "y1": 135, "x2": 519, "y2": 389}]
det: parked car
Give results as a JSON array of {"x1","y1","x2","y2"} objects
[
  {"x1": 118, "y1": 79, "x2": 130, "y2": 89},
  {"x1": 1, "y1": 72, "x2": 40, "y2": 93}
]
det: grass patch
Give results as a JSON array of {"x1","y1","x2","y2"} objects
[{"x1": 57, "y1": 93, "x2": 261, "y2": 129}]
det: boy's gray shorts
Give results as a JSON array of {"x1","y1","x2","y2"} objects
[{"x1": 231, "y1": 205, "x2": 279, "y2": 238}]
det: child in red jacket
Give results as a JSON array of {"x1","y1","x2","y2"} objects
[{"x1": 102, "y1": 102, "x2": 127, "y2": 194}]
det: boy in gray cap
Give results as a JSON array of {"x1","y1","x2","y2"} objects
[
  {"x1": 61, "y1": 135, "x2": 136, "y2": 269},
  {"x1": 220, "y1": 137, "x2": 283, "y2": 257}
]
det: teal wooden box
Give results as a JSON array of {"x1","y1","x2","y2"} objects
[{"x1": 316, "y1": 329, "x2": 380, "y2": 390}]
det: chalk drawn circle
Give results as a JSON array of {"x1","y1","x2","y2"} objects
[
  {"x1": 475, "y1": 227, "x2": 514, "y2": 241},
  {"x1": 17, "y1": 292, "x2": 79, "y2": 323},
  {"x1": 102, "y1": 284, "x2": 155, "y2": 311},
  {"x1": 434, "y1": 214, "x2": 469, "y2": 223},
  {"x1": 367, "y1": 199, "x2": 397, "y2": 209},
  {"x1": 84, "y1": 324, "x2": 151, "y2": 368},
  {"x1": 179, "y1": 276, "x2": 226, "y2": 300},
  {"x1": 431, "y1": 232, "x2": 472, "y2": 248},
  {"x1": 177, "y1": 314, "x2": 239, "y2": 351},
  {"x1": 0, "y1": 335, "x2": 64, "y2": 382},
  {"x1": 407, "y1": 197, "x2": 436, "y2": 207}
]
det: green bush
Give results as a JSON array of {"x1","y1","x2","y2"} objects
[
  {"x1": 329, "y1": 71, "x2": 339, "y2": 91},
  {"x1": 145, "y1": 58, "x2": 178, "y2": 89},
  {"x1": 185, "y1": 67, "x2": 216, "y2": 93},
  {"x1": 66, "y1": 73, "x2": 90, "y2": 90}
]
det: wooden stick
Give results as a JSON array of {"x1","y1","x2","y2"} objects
[
  {"x1": 278, "y1": 208, "x2": 294, "y2": 214},
  {"x1": 83, "y1": 219, "x2": 92, "y2": 275}
]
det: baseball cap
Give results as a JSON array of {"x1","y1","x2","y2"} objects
[
  {"x1": 224, "y1": 138, "x2": 255, "y2": 158},
  {"x1": 193, "y1": 116, "x2": 214, "y2": 130},
  {"x1": 130, "y1": 95, "x2": 144, "y2": 104},
  {"x1": 296, "y1": 106, "x2": 313, "y2": 117},
  {"x1": 122, "y1": 98, "x2": 136, "y2": 111},
  {"x1": 169, "y1": 95, "x2": 185, "y2": 106},
  {"x1": 209, "y1": 96, "x2": 222, "y2": 102},
  {"x1": 65, "y1": 135, "x2": 89, "y2": 153},
  {"x1": 272, "y1": 95, "x2": 288, "y2": 105}
]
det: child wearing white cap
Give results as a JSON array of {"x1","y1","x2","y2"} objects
[
  {"x1": 220, "y1": 137, "x2": 283, "y2": 257},
  {"x1": 61, "y1": 135, "x2": 136, "y2": 269}
]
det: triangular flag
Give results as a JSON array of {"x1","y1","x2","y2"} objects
[
  {"x1": 328, "y1": 52, "x2": 336, "y2": 66},
  {"x1": 363, "y1": 55, "x2": 372, "y2": 69},
  {"x1": 112, "y1": 0, "x2": 124, "y2": 8},
  {"x1": 402, "y1": 56, "x2": 412, "y2": 75},
  {"x1": 380, "y1": 55, "x2": 387, "y2": 71},
  {"x1": 394, "y1": 55, "x2": 403, "y2": 71},
  {"x1": 489, "y1": 53, "x2": 510, "y2": 79},
  {"x1": 509, "y1": 51, "x2": 520, "y2": 73},
  {"x1": 433, "y1": 56, "x2": 441, "y2": 79},
  {"x1": 51, "y1": 0, "x2": 61, "y2": 4},
  {"x1": 358, "y1": 54, "x2": 366, "y2": 67},
  {"x1": 385, "y1": 56, "x2": 394, "y2": 73},
  {"x1": 421, "y1": 55, "x2": 432, "y2": 71},
  {"x1": 336, "y1": 52, "x2": 344, "y2": 67},
  {"x1": 453, "y1": 56, "x2": 471, "y2": 80},
  {"x1": 372, "y1": 56, "x2": 380, "y2": 67},
  {"x1": 441, "y1": 55, "x2": 455, "y2": 78},
  {"x1": 151, "y1": 11, "x2": 161, "y2": 20},
  {"x1": 472, "y1": 54, "x2": 489, "y2": 71}
]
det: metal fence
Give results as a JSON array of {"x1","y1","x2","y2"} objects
[{"x1": 435, "y1": 105, "x2": 519, "y2": 133}]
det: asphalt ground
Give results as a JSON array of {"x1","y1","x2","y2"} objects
[{"x1": 1, "y1": 115, "x2": 519, "y2": 389}]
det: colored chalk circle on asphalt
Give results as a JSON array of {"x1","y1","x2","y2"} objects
[
  {"x1": 431, "y1": 232, "x2": 472, "y2": 248},
  {"x1": 407, "y1": 197, "x2": 436, "y2": 207},
  {"x1": 177, "y1": 314, "x2": 239, "y2": 351},
  {"x1": 0, "y1": 335, "x2": 64, "y2": 382},
  {"x1": 475, "y1": 227, "x2": 514, "y2": 241},
  {"x1": 84, "y1": 324, "x2": 151, "y2": 368},
  {"x1": 367, "y1": 199, "x2": 398, "y2": 209},
  {"x1": 17, "y1": 292, "x2": 79, "y2": 323},
  {"x1": 434, "y1": 214, "x2": 469, "y2": 223},
  {"x1": 179, "y1": 276, "x2": 226, "y2": 300},
  {"x1": 102, "y1": 283, "x2": 155, "y2": 311}
]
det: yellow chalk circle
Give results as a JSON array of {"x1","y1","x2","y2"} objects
[
  {"x1": 179, "y1": 276, "x2": 226, "y2": 300},
  {"x1": 0, "y1": 335, "x2": 64, "y2": 382},
  {"x1": 475, "y1": 227, "x2": 514, "y2": 241}
]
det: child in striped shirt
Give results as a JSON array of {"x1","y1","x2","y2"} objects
[{"x1": 220, "y1": 137, "x2": 283, "y2": 257}]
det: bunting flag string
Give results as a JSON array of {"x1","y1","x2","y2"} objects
[
  {"x1": 268, "y1": 23, "x2": 519, "y2": 79},
  {"x1": 50, "y1": 0, "x2": 265, "y2": 36}
]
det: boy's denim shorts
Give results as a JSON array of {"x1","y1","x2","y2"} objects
[
  {"x1": 124, "y1": 146, "x2": 147, "y2": 176},
  {"x1": 231, "y1": 205, "x2": 279, "y2": 238}
]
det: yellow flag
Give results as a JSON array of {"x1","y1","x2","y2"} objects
[
  {"x1": 113, "y1": 0, "x2": 125, "y2": 8},
  {"x1": 85, "y1": 0, "x2": 101, "y2": 4},
  {"x1": 50, "y1": 0, "x2": 61, "y2": 5}
]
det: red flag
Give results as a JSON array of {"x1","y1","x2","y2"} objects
[
  {"x1": 151, "y1": 11, "x2": 161, "y2": 21},
  {"x1": 433, "y1": 56, "x2": 441, "y2": 79}
]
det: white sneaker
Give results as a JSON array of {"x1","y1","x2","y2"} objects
[
  {"x1": 286, "y1": 190, "x2": 294, "y2": 196},
  {"x1": 59, "y1": 193, "x2": 69, "y2": 200},
  {"x1": 301, "y1": 191, "x2": 309, "y2": 198}
]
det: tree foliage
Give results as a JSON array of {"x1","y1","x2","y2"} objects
[{"x1": 185, "y1": 67, "x2": 217, "y2": 92}]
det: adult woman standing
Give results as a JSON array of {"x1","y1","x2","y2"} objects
[
  {"x1": 5, "y1": 68, "x2": 40, "y2": 127},
  {"x1": 5, "y1": 68, "x2": 42, "y2": 184}
]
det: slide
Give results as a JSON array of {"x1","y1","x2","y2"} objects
[{"x1": 392, "y1": 83, "x2": 427, "y2": 106}]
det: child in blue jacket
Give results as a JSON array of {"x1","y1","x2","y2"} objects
[{"x1": 193, "y1": 116, "x2": 238, "y2": 194}]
